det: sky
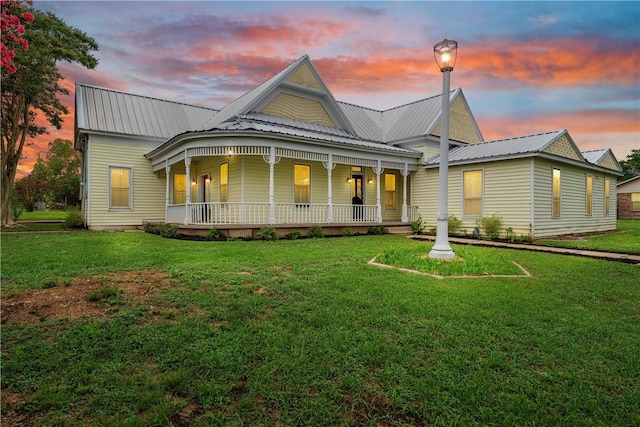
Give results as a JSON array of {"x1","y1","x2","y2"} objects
[{"x1": 18, "y1": 0, "x2": 640, "y2": 177}]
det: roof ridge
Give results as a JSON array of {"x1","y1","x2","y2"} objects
[
  {"x1": 76, "y1": 83, "x2": 217, "y2": 111},
  {"x1": 481, "y1": 129, "x2": 566, "y2": 144}
]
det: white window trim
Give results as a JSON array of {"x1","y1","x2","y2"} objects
[
  {"x1": 219, "y1": 161, "x2": 229, "y2": 203},
  {"x1": 462, "y1": 168, "x2": 483, "y2": 218},
  {"x1": 293, "y1": 163, "x2": 311, "y2": 205},
  {"x1": 604, "y1": 178, "x2": 612, "y2": 216},
  {"x1": 108, "y1": 165, "x2": 133, "y2": 211},
  {"x1": 384, "y1": 172, "x2": 397, "y2": 210},
  {"x1": 552, "y1": 167, "x2": 561, "y2": 218},
  {"x1": 585, "y1": 174, "x2": 593, "y2": 216}
]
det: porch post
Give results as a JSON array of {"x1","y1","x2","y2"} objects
[
  {"x1": 265, "y1": 146, "x2": 280, "y2": 224},
  {"x1": 374, "y1": 160, "x2": 383, "y2": 223},
  {"x1": 323, "y1": 154, "x2": 336, "y2": 223},
  {"x1": 165, "y1": 163, "x2": 171, "y2": 222},
  {"x1": 184, "y1": 155, "x2": 191, "y2": 225},
  {"x1": 401, "y1": 163, "x2": 409, "y2": 222}
]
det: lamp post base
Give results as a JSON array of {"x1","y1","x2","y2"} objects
[{"x1": 428, "y1": 246, "x2": 456, "y2": 260}]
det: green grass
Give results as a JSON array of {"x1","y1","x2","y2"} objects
[
  {"x1": 536, "y1": 220, "x2": 640, "y2": 255},
  {"x1": 2, "y1": 233, "x2": 639, "y2": 426},
  {"x1": 376, "y1": 242, "x2": 526, "y2": 276},
  {"x1": 17, "y1": 210, "x2": 68, "y2": 220},
  {"x1": 1, "y1": 222, "x2": 66, "y2": 232}
]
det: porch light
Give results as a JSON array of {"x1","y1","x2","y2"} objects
[
  {"x1": 204, "y1": 174, "x2": 210, "y2": 183},
  {"x1": 191, "y1": 177, "x2": 197, "y2": 185},
  {"x1": 428, "y1": 38, "x2": 458, "y2": 260},
  {"x1": 347, "y1": 176, "x2": 352, "y2": 183},
  {"x1": 433, "y1": 39, "x2": 457, "y2": 72},
  {"x1": 367, "y1": 175, "x2": 373, "y2": 184}
]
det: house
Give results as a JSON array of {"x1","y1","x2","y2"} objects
[
  {"x1": 616, "y1": 175, "x2": 640, "y2": 219},
  {"x1": 74, "y1": 55, "x2": 623, "y2": 238}
]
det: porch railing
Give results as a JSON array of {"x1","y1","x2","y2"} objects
[{"x1": 167, "y1": 202, "x2": 416, "y2": 225}]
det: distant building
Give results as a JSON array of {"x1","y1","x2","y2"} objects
[{"x1": 617, "y1": 175, "x2": 640, "y2": 219}]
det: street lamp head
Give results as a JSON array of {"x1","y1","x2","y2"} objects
[{"x1": 434, "y1": 39, "x2": 458, "y2": 72}]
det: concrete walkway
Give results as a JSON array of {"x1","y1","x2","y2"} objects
[{"x1": 410, "y1": 235, "x2": 640, "y2": 265}]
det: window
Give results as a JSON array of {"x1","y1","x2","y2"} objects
[
  {"x1": 585, "y1": 176, "x2": 593, "y2": 215},
  {"x1": 294, "y1": 164, "x2": 310, "y2": 204},
  {"x1": 463, "y1": 170, "x2": 483, "y2": 217},
  {"x1": 385, "y1": 174, "x2": 396, "y2": 209},
  {"x1": 219, "y1": 162, "x2": 228, "y2": 203},
  {"x1": 631, "y1": 193, "x2": 640, "y2": 211},
  {"x1": 552, "y1": 168, "x2": 561, "y2": 217},
  {"x1": 173, "y1": 173, "x2": 186, "y2": 204},
  {"x1": 109, "y1": 167, "x2": 132, "y2": 209},
  {"x1": 604, "y1": 179, "x2": 611, "y2": 215}
]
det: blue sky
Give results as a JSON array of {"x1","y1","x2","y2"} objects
[{"x1": 22, "y1": 0, "x2": 640, "y2": 173}]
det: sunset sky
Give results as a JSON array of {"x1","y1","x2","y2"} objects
[{"x1": 18, "y1": 0, "x2": 640, "y2": 177}]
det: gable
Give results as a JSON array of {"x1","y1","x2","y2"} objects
[
  {"x1": 431, "y1": 91, "x2": 483, "y2": 143},
  {"x1": 543, "y1": 134, "x2": 583, "y2": 161},
  {"x1": 597, "y1": 151, "x2": 621, "y2": 171},
  {"x1": 285, "y1": 62, "x2": 323, "y2": 90},
  {"x1": 260, "y1": 93, "x2": 337, "y2": 128}
]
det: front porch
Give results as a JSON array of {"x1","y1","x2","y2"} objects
[{"x1": 167, "y1": 202, "x2": 419, "y2": 226}]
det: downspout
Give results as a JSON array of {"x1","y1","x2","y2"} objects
[{"x1": 530, "y1": 158, "x2": 535, "y2": 238}]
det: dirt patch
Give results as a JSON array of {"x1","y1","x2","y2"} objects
[{"x1": 1, "y1": 269, "x2": 178, "y2": 324}]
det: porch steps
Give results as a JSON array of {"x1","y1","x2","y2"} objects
[{"x1": 383, "y1": 225, "x2": 413, "y2": 235}]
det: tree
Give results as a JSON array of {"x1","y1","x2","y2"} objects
[
  {"x1": 1, "y1": 7, "x2": 98, "y2": 225},
  {"x1": 619, "y1": 149, "x2": 640, "y2": 182},
  {"x1": 31, "y1": 138, "x2": 81, "y2": 207},
  {"x1": 1, "y1": 0, "x2": 34, "y2": 74}
]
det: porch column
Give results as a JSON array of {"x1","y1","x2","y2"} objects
[
  {"x1": 184, "y1": 155, "x2": 191, "y2": 225},
  {"x1": 165, "y1": 163, "x2": 171, "y2": 222},
  {"x1": 323, "y1": 154, "x2": 336, "y2": 223},
  {"x1": 264, "y1": 147, "x2": 281, "y2": 224},
  {"x1": 374, "y1": 160, "x2": 384, "y2": 223},
  {"x1": 401, "y1": 163, "x2": 409, "y2": 222}
]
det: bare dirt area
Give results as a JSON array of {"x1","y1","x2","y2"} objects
[{"x1": 1, "y1": 269, "x2": 178, "y2": 324}]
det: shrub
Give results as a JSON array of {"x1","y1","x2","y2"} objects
[
  {"x1": 518, "y1": 234, "x2": 532, "y2": 243},
  {"x1": 478, "y1": 214, "x2": 503, "y2": 240},
  {"x1": 286, "y1": 231, "x2": 301, "y2": 240},
  {"x1": 448, "y1": 215, "x2": 462, "y2": 235},
  {"x1": 368, "y1": 226, "x2": 383, "y2": 235},
  {"x1": 410, "y1": 214, "x2": 425, "y2": 235},
  {"x1": 64, "y1": 210, "x2": 84, "y2": 228},
  {"x1": 342, "y1": 227, "x2": 352, "y2": 237},
  {"x1": 144, "y1": 223, "x2": 178, "y2": 238},
  {"x1": 505, "y1": 227, "x2": 516, "y2": 243},
  {"x1": 205, "y1": 227, "x2": 225, "y2": 240},
  {"x1": 11, "y1": 204, "x2": 23, "y2": 222},
  {"x1": 257, "y1": 226, "x2": 278, "y2": 241},
  {"x1": 308, "y1": 225, "x2": 324, "y2": 238}
]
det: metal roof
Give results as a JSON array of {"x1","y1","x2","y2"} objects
[
  {"x1": 581, "y1": 149, "x2": 609, "y2": 164},
  {"x1": 75, "y1": 84, "x2": 217, "y2": 139},
  {"x1": 424, "y1": 130, "x2": 566, "y2": 166},
  {"x1": 147, "y1": 113, "x2": 421, "y2": 159}
]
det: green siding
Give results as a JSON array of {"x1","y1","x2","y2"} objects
[{"x1": 86, "y1": 136, "x2": 164, "y2": 230}]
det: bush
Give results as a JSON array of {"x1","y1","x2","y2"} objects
[
  {"x1": 368, "y1": 226, "x2": 383, "y2": 235},
  {"x1": 11, "y1": 204, "x2": 23, "y2": 222},
  {"x1": 478, "y1": 214, "x2": 503, "y2": 240},
  {"x1": 257, "y1": 226, "x2": 278, "y2": 241},
  {"x1": 286, "y1": 231, "x2": 301, "y2": 240},
  {"x1": 410, "y1": 214, "x2": 425, "y2": 235},
  {"x1": 205, "y1": 227, "x2": 225, "y2": 241},
  {"x1": 505, "y1": 227, "x2": 516, "y2": 243},
  {"x1": 342, "y1": 227, "x2": 352, "y2": 237},
  {"x1": 448, "y1": 215, "x2": 462, "y2": 234},
  {"x1": 144, "y1": 223, "x2": 178, "y2": 238},
  {"x1": 308, "y1": 225, "x2": 324, "y2": 238},
  {"x1": 64, "y1": 210, "x2": 84, "y2": 228}
]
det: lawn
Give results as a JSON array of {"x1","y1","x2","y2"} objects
[
  {"x1": 17, "y1": 210, "x2": 68, "y2": 220},
  {"x1": 1, "y1": 232, "x2": 639, "y2": 426},
  {"x1": 536, "y1": 219, "x2": 640, "y2": 255}
]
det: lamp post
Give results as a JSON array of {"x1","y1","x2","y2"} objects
[{"x1": 429, "y1": 39, "x2": 457, "y2": 260}]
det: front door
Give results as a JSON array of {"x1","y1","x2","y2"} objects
[{"x1": 351, "y1": 175, "x2": 364, "y2": 220}]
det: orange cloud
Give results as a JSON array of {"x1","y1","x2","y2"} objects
[{"x1": 460, "y1": 36, "x2": 639, "y2": 88}]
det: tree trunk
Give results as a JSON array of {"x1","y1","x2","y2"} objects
[{"x1": 1, "y1": 96, "x2": 28, "y2": 226}]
